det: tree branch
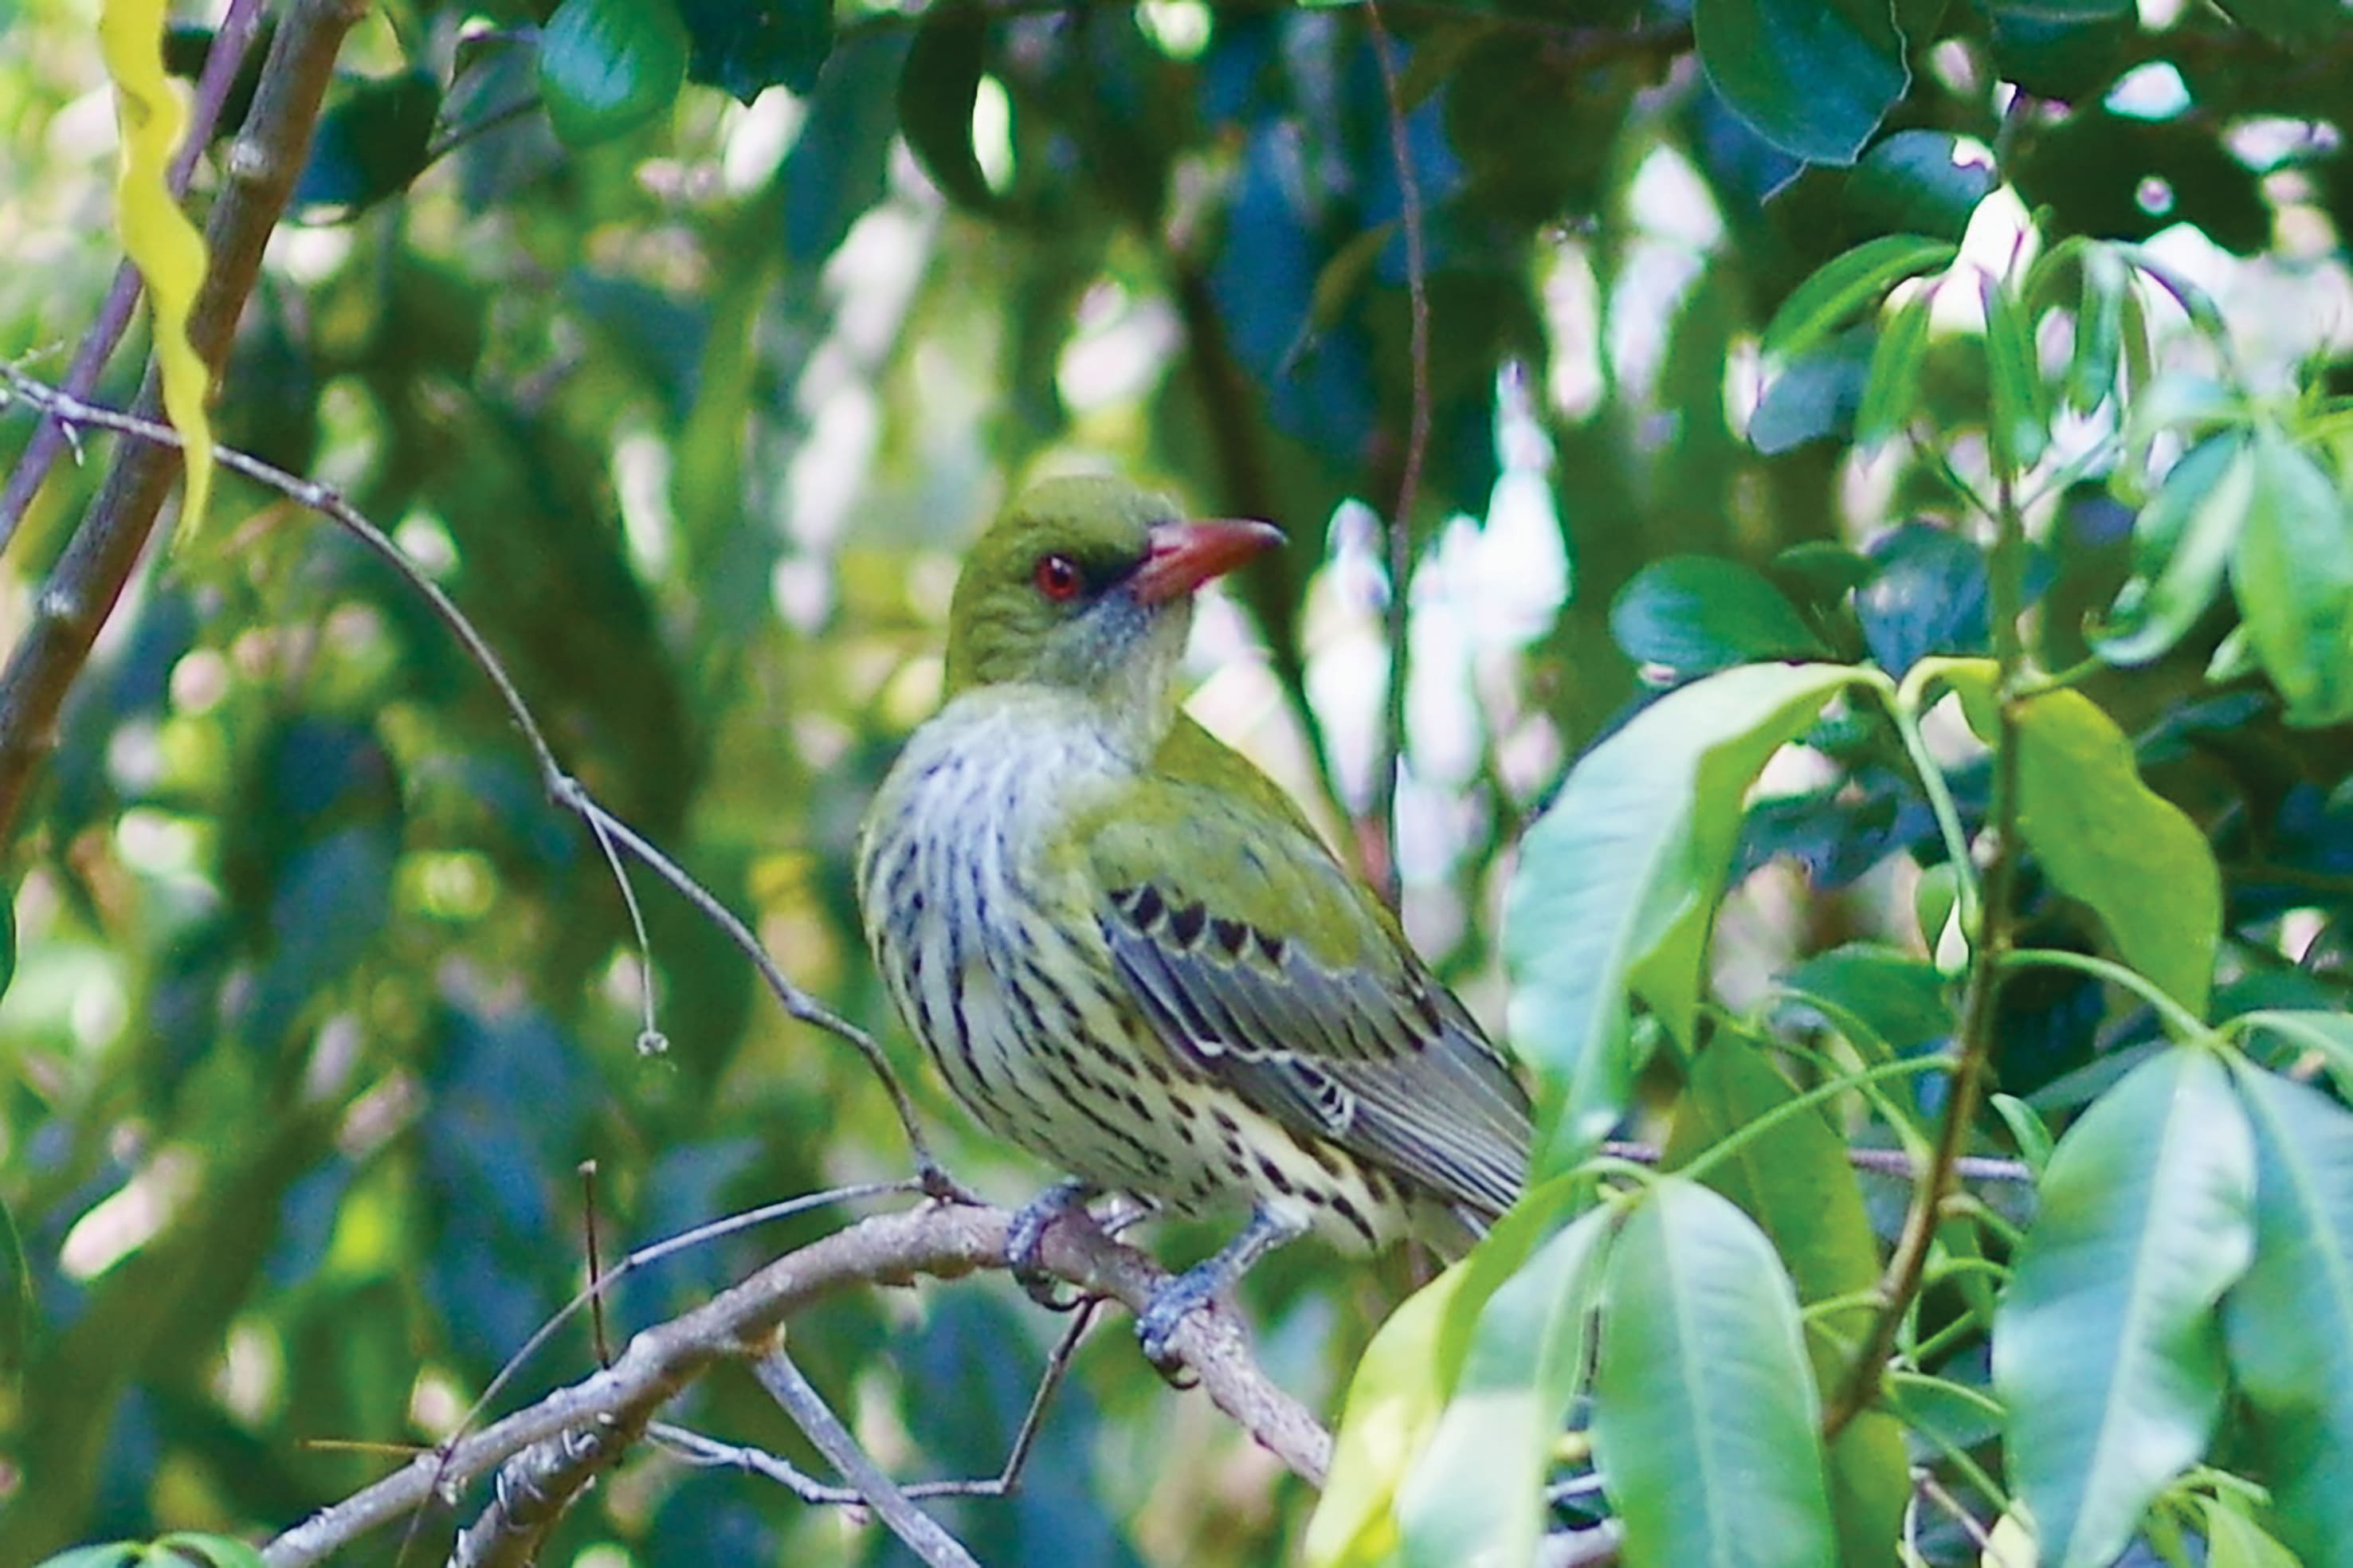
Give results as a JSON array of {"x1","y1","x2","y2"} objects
[
  {"x1": 0, "y1": 0, "x2": 366, "y2": 845},
  {"x1": 261, "y1": 1201, "x2": 1333, "y2": 1567}
]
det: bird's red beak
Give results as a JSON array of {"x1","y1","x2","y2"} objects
[{"x1": 1131, "y1": 519, "x2": 1285, "y2": 606}]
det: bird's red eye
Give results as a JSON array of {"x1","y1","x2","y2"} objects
[{"x1": 1033, "y1": 554, "x2": 1084, "y2": 602}]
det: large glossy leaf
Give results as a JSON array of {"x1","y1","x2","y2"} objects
[
  {"x1": 1305, "y1": 1178, "x2": 1582, "y2": 1566},
  {"x1": 676, "y1": 0, "x2": 830, "y2": 100},
  {"x1": 1695, "y1": 0, "x2": 1908, "y2": 165},
  {"x1": 1610, "y1": 556, "x2": 1829, "y2": 674},
  {"x1": 538, "y1": 0, "x2": 688, "y2": 148},
  {"x1": 1394, "y1": 1206, "x2": 1614, "y2": 1568},
  {"x1": 1946, "y1": 666, "x2": 2221, "y2": 1015},
  {"x1": 2229, "y1": 426, "x2": 2353, "y2": 726},
  {"x1": 1504, "y1": 663, "x2": 1865, "y2": 1174},
  {"x1": 1592, "y1": 1178, "x2": 1836, "y2": 1568},
  {"x1": 1664, "y1": 1045, "x2": 1911, "y2": 1568},
  {"x1": 2222, "y1": 1063, "x2": 2353, "y2": 1568},
  {"x1": 1761, "y1": 233, "x2": 1958, "y2": 361},
  {"x1": 1995, "y1": 1046, "x2": 2256, "y2": 1568}
]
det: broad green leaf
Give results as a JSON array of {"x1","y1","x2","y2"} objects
[
  {"x1": 1664, "y1": 1045, "x2": 1911, "y2": 1568},
  {"x1": 2221, "y1": 1063, "x2": 2353, "y2": 1568},
  {"x1": 1593, "y1": 1178, "x2": 1837, "y2": 1568},
  {"x1": 1847, "y1": 128, "x2": 1996, "y2": 241},
  {"x1": 1761, "y1": 234, "x2": 1958, "y2": 361},
  {"x1": 1750, "y1": 327, "x2": 1877, "y2": 453},
  {"x1": 2094, "y1": 432, "x2": 2253, "y2": 667},
  {"x1": 1395, "y1": 1206, "x2": 1614, "y2": 1568},
  {"x1": 98, "y1": 0, "x2": 214, "y2": 539},
  {"x1": 30, "y1": 1549, "x2": 145, "y2": 1568},
  {"x1": 1982, "y1": 272, "x2": 2050, "y2": 473},
  {"x1": 1854, "y1": 288, "x2": 1933, "y2": 448},
  {"x1": 1945, "y1": 668, "x2": 2220, "y2": 1015},
  {"x1": 291, "y1": 73, "x2": 441, "y2": 218},
  {"x1": 2229, "y1": 427, "x2": 2353, "y2": 726},
  {"x1": 1610, "y1": 556, "x2": 1830, "y2": 673},
  {"x1": 1504, "y1": 663, "x2": 1865, "y2": 1174},
  {"x1": 2203, "y1": 1497, "x2": 2304, "y2": 1568},
  {"x1": 1995, "y1": 1046, "x2": 2256, "y2": 1568},
  {"x1": 676, "y1": 0, "x2": 831, "y2": 100},
  {"x1": 1306, "y1": 1177, "x2": 1583, "y2": 1566},
  {"x1": 1695, "y1": 0, "x2": 1909, "y2": 166},
  {"x1": 898, "y1": 0, "x2": 994, "y2": 211},
  {"x1": 538, "y1": 0, "x2": 689, "y2": 148}
]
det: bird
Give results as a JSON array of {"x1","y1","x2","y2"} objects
[{"x1": 856, "y1": 474, "x2": 1531, "y2": 1366}]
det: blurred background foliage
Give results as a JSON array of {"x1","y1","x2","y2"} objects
[{"x1": 2, "y1": 0, "x2": 2352, "y2": 1562}]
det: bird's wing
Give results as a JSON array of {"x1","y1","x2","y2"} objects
[{"x1": 1065, "y1": 719, "x2": 1530, "y2": 1221}]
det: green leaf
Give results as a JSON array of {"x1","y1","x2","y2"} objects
[
  {"x1": 1945, "y1": 669, "x2": 2221, "y2": 1016},
  {"x1": 1504, "y1": 663, "x2": 1865, "y2": 1174},
  {"x1": 2221, "y1": 1062, "x2": 2353, "y2": 1568},
  {"x1": 1395, "y1": 1206, "x2": 1615, "y2": 1568},
  {"x1": 1982, "y1": 272, "x2": 2049, "y2": 473},
  {"x1": 676, "y1": 0, "x2": 831, "y2": 101},
  {"x1": 2202, "y1": 1499, "x2": 2303, "y2": 1568},
  {"x1": 155, "y1": 1537, "x2": 266, "y2": 1568},
  {"x1": 1664, "y1": 1045, "x2": 1911, "y2": 1568},
  {"x1": 1990, "y1": 1092, "x2": 2055, "y2": 1176},
  {"x1": 1762, "y1": 233, "x2": 1958, "y2": 361},
  {"x1": 1610, "y1": 556, "x2": 1830, "y2": 673},
  {"x1": 1847, "y1": 128, "x2": 1996, "y2": 241},
  {"x1": 291, "y1": 72, "x2": 441, "y2": 218},
  {"x1": 1994, "y1": 1046, "x2": 2256, "y2": 1568},
  {"x1": 1592, "y1": 1178, "x2": 1837, "y2": 1568},
  {"x1": 1694, "y1": 0, "x2": 1909, "y2": 165},
  {"x1": 1751, "y1": 327, "x2": 1877, "y2": 454},
  {"x1": 2229, "y1": 427, "x2": 2353, "y2": 726},
  {"x1": 537, "y1": 0, "x2": 688, "y2": 149},
  {"x1": 2093, "y1": 432, "x2": 2253, "y2": 667},
  {"x1": 1853, "y1": 288, "x2": 1933, "y2": 448},
  {"x1": 2067, "y1": 243, "x2": 2129, "y2": 414},
  {"x1": 898, "y1": 0, "x2": 994, "y2": 211},
  {"x1": 31, "y1": 1549, "x2": 146, "y2": 1568},
  {"x1": 1306, "y1": 1177, "x2": 1585, "y2": 1567},
  {"x1": 2210, "y1": 0, "x2": 2348, "y2": 47},
  {"x1": 2237, "y1": 1010, "x2": 2353, "y2": 1101},
  {"x1": 0, "y1": 1187, "x2": 27, "y2": 1390}
]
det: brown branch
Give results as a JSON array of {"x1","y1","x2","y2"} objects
[
  {"x1": 260, "y1": 1201, "x2": 1334, "y2": 1568},
  {"x1": 0, "y1": 369, "x2": 960, "y2": 1197},
  {"x1": 0, "y1": 0, "x2": 269, "y2": 556},
  {"x1": 0, "y1": 0, "x2": 366, "y2": 845},
  {"x1": 1360, "y1": 0, "x2": 1432, "y2": 910}
]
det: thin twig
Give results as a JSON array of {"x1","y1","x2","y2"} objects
[
  {"x1": 753, "y1": 1349, "x2": 980, "y2": 1568},
  {"x1": 260, "y1": 1202, "x2": 1333, "y2": 1568},
  {"x1": 0, "y1": 0, "x2": 269, "y2": 556},
  {"x1": 1361, "y1": 0, "x2": 1432, "y2": 909},
  {"x1": 0, "y1": 367, "x2": 960, "y2": 1197},
  {"x1": 1599, "y1": 1139, "x2": 2033, "y2": 1185}
]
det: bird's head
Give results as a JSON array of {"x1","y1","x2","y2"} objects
[{"x1": 944, "y1": 476, "x2": 1282, "y2": 735}]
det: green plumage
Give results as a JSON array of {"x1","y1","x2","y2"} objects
[{"x1": 857, "y1": 475, "x2": 1531, "y2": 1353}]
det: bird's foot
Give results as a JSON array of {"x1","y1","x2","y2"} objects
[
  {"x1": 1006, "y1": 1178, "x2": 1099, "y2": 1311},
  {"x1": 1136, "y1": 1264, "x2": 1221, "y2": 1384}
]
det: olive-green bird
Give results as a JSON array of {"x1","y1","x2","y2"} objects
[{"x1": 857, "y1": 475, "x2": 1531, "y2": 1364}]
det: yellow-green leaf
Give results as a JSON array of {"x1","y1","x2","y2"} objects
[{"x1": 99, "y1": 0, "x2": 214, "y2": 539}]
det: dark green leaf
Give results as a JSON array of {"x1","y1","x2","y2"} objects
[
  {"x1": 676, "y1": 0, "x2": 830, "y2": 101},
  {"x1": 1854, "y1": 288, "x2": 1933, "y2": 447},
  {"x1": 1857, "y1": 522, "x2": 1991, "y2": 672},
  {"x1": 1995, "y1": 1047, "x2": 2255, "y2": 1568},
  {"x1": 780, "y1": 35, "x2": 911, "y2": 266},
  {"x1": 2093, "y1": 431, "x2": 2252, "y2": 666},
  {"x1": 1982, "y1": 273, "x2": 2050, "y2": 472},
  {"x1": 2229, "y1": 428, "x2": 2353, "y2": 725},
  {"x1": 1505, "y1": 663, "x2": 1863, "y2": 1174},
  {"x1": 1610, "y1": 555, "x2": 1830, "y2": 673},
  {"x1": 1593, "y1": 1178, "x2": 1837, "y2": 1567},
  {"x1": 292, "y1": 73, "x2": 441, "y2": 218},
  {"x1": 537, "y1": 0, "x2": 688, "y2": 149},
  {"x1": 0, "y1": 1186, "x2": 25, "y2": 1391},
  {"x1": 1763, "y1": 233, "x2": 1958, "y2": 361},
  {"x1": 2222, "y1": 1063, "x2": 2353, "y2": 1567},
  {"x1": 155, "y1": 1536, "x2": 266, "y2": 1568},
  {"x1": 1847, "y1": 129, "x2": 1996, "y2": 241},
  {"x1": 1778, "y1": 943, "x2": 1953, "y2": 1054},
  {"x1": 1695, "y1": 0, "x2": 1909, "y2": 165},
  {"x1": 2210, "y1": 0, "x2": 2348, "y2": 45},
  {"x1": 898, "y1": 0, "x2": 994, "y2": 210},
  {"x1": 1752, "y1": 327, "x2": 1877, "y2": 454}
]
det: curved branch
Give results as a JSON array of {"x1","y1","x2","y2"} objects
[{"x1": 261, "y1": 1201, "x2": 1334, "y2": 1568}]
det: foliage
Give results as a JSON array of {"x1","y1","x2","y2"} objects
[{"x1": 3, "y1": 0, "x2": 2353, "y2": 1565}]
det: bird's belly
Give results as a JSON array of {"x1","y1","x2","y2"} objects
[{"x1": 858, "y1": 715, "x2": 1422, "y2": 1254}]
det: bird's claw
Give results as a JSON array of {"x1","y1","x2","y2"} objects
[
  {"x1": 1006, "y1": 1179, "x2": 1096, "y2": 1312},
  {"x1": 1135, "y1": 1267, "x2": 1217, "y2": 1386}
]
